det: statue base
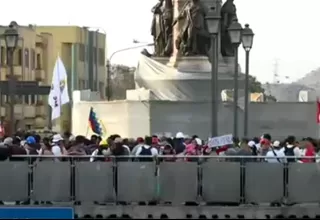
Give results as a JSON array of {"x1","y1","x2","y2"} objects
[
  {"x1": 132, "y1": 55, "x2": 244, "y2": 102},
  {"x1": 153, "y1": 55, "x2": 239, "y2": 74}
]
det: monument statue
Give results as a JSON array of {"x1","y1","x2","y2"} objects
[
  {"x1": 151, "y1": 0, "x2": 173, "y2": 57},
  {"x1": 173, "y1": 0, "x2": 211, "y2": 56},
  {"x1": 220, "y1": 0, "x2": 238, "y2": 57}
]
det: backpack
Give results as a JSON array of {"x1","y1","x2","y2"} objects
[
  {"x1": 139, "y1": 146, "x2": 153, "y2": 162},
  {"x1": 284, "y1": 146, "x2": 295, "y2": 162}
]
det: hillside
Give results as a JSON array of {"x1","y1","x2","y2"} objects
[{"x1": 262, "y1": 68, "x2": 320, "y2": 101}]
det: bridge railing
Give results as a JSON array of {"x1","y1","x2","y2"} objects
[{"x1": 2, "y1": 155, "x2": 320, "y2": 204}]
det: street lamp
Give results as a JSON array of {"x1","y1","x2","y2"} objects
[
  {"x1": 106, "y1": 43, "x2": 154, "y2": 100},
  {"x1": 228, "y1": 19, "x2": 242, "y2": 138},
  {"x1": 241, "y1": 24, "x2": 254, "y2": 137},
  {"x1": 4, "y1": 21, "x2": 19, "y2": 135},
  {"x1": 205, "y1": 12, "x2": 221, "y2": 137}
]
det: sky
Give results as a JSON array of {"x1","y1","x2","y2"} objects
[{"x1": 2, "y1": 0, "x2": 320, "y2": 83}]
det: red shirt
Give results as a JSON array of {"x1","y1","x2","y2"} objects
[{"x1": 302, "y1": 143, "x2": 315, "y2": 163}]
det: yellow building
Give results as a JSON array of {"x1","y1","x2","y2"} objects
[
  {"x1": 0, "y1": 23, "x2": 106, "y2": 132},
  {"x1": 35, "y1": 26, "x2": 106, "y2": 132},
  {"x1": 0, "y1": 24, "x2": 52, "y2": 131}
]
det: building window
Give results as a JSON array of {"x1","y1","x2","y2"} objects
[
  {"x1": 24, "y1": 49, "x2": 29, "y2": 68},
  {"x1": 15, "y1": 48, "x2": 22, "y2": 66},
  {"x1": 30, "y1": 95, "x2": 36, "y2": 104},
  {"x1": 15, "y1": 95, "x2": 22, "y2": 104},
  {"x1": 24, "y1": 95, "x2": 29, "y2": 104},
  {"x1": 93, "y1": 47, "x2": 97, "y2": 63},
  {"x1": 0, "y1": 47, "x2": 6, "y2": 65},
  {"x1": 36, "y1": 53, "x2": 41, "y2": 69},
  {"x1": 98, "y1": 48, "x2": 105, "y2": 66},
  {"x1": 79, "y1": 44, "x2": 85, "y2": 61},
  {"x1": 8, "y1": 48, "x2": 22, "y2": 66},
  {"x1": 31, "y1": 49, "x2": 35, "y2": 70}
]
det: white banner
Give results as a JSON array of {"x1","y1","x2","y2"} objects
[{"x1": 208, "y1": 134, "x2": 233, "y2": 148}]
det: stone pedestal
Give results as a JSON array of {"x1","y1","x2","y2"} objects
[
  {"x1": 155, "y1": 56, "x2": 239, "y2": 74},
  {"x1": 133, "y1": 55, "x2": 244, "y2": 102}
]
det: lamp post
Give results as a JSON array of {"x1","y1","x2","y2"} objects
[
  {"x1": 241, "y1": 24, "x2": 254, "y2": 137},
  {"x1": 228, "y1": 20, "x2": 242, "y2": 138},
  {"x1": 205, "y1": 12, "x2": 221, "y2": 137},
  {"x1": 106, "y1": 43, "x2": 154, "y2": 101},
  {"x1": 3, "y1": 22, "x2": 19, "y2": 135}
]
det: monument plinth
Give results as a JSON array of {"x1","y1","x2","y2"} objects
[{"x1": 154, "y1": 56, "x2": 238, "y2": 74}]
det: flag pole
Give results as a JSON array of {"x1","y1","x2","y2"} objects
[
  {"x1": 55, "y1": 54, "x2": 63, "y2": 133},
  {"x1": 86, "y1": 124, "x2": 89, "y2": 138}
]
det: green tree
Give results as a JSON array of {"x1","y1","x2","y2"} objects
[{"x1": 249, "y1": 75, "x2": 277, "y2": 101}]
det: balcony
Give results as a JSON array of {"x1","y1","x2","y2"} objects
[
  {"x1": 0, "y1": 66, "x2": 23, "y2": 80},
  {"x1": 36, "y1": 105, "x2": 46, "y2": 116},
  {"x1": 24, "y1": 105, "x2": 36, "y2": 118},
  {"x1": 35, "y1": 69, "x2": 45, "y2": 81},
  {"x1": 14, "y1": 104, "x2": 23, "y2": 119}
]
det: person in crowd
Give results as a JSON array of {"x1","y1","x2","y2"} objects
[
  {"x1": 159, "y1": 141, "x2": 176, "y2": 162},
  {"x1": 248, "y1": 141, "x2": 258, "y2": 156},
  {"x1": 259, "y1": 134, "x2": 272, "y2": 156},
  {"x1": 301, "y1": 137, "x2": 316, "y2": 163},
  {"x1": 110, "y1": 137, "x2": 130, "y2": 162},
  {"x1": 265, "y1": 140, "x2": 286, "y2": 163},
  {"x1": 173, "y1": 132, "x2": 186, "y2": 155},
  {"x1": 135, "y1": 136, "x2": 158, "y2": 161},
  {"x1": 23, "y1": 136, "x2": 40, "y2": 163},
  {"x1": 185, "y1": 137, "x2": 203, "y2": 162},
  {"x1": 131, "y1": 137, "x2": 145, "y2": 155},
  {"x1": 51, "y1": 134, "x2": 68, "y2": 161},
  {"x1": 283, "y1": 135, "x2": 301, "y2": 163},
  {"x1": 235, "y1": 138, "x2": 254, "y2": 163},
  {"x1": 90, "y1": 139, "x2": 110, "y2": 162}
]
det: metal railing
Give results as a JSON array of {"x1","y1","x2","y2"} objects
[{"x1": 2, "y1": 155, "x2": 320, "y2": 205}]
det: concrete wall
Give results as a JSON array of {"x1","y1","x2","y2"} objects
[
  {"x1": 151, "y1": 101, "x2": 317, "y2": 139},
  {"x1": 72, "y1": 101, "x2": 149, "y2": 138},
  {"x1": 72, "y1": 101, "x2": 317, "y2": 139}
]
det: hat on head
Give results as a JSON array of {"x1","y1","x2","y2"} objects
[
  {"x1": 273, "y1": 140, "x2": 280, "y2": 147},
  {"x1": 260, "y1": 138, "x2": 270, "y2": 145},
  {"x1": 26, "y1": 136, "x2": 36, "y2": 145},
  {"x1": 176, "y1": 132, "x2": 184, "y2": 139},
  {"x1": 195, "y1": 138, "x2": 202, "y2": 145},
  {"x1": 99, "y1": 139, "x2": 108, "y2": 146},
  {"x1": 52, "y1": 134, "x2": 63, "y2": 143},
  {"x1": 3, "y1": 137, "x2": 13, "y2": 145}
]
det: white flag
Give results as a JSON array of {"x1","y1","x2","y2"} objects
[{"x1": 48, "y1": 56, "x2": 70, "y2": 121}]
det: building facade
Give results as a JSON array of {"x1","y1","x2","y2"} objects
[
  {"x1": 0, "y1": 24, "x2": 106, "y2": 132},
  {"x1": 0, "y1": 24, "x2": 52, "y2": 131},
  {"x1": 35, "y1": 26, "x2": 106, "y2": 132}
]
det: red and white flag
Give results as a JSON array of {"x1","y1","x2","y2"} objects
[{"x1": 317, "y1": 98, "x2": 320, "y2": 124}]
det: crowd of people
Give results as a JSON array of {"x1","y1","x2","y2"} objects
[{"x1": 0, "y1": 130, "x2": 318, "y2": 163}]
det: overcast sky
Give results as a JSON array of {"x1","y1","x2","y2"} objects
[{"x1": 2, "y1": 0, "x2": 320, "y2": 83}]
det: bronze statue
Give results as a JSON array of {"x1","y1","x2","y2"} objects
[
  {"x1": 220, "y1": 0, "x2": 237, "y2": 57},
  {"x1": 151, "y1": 0, "x2": 173, "y2": 57},
  {"x1": 173, "y1": 0, "x2": 210, "y2": 56}
]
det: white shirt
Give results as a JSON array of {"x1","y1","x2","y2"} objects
[
  {"x1": 135, "y1": 145, "x2": 158, "y2": 156},
  {"x1": 265, "y1": 148, "x2": 286, "y2": 163},
  {"x1": 51, "y1": 145, "x2": 62, "y2": 161}
]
